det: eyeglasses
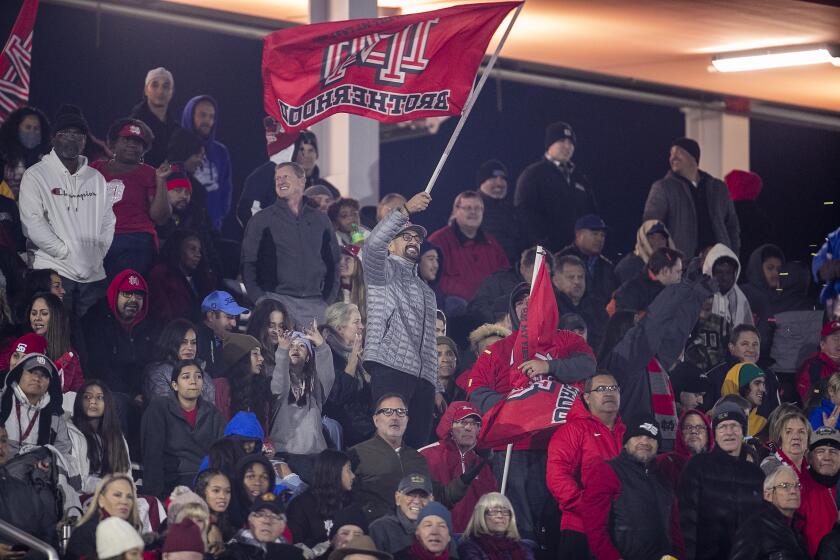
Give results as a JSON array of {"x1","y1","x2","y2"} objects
[
  {"x1": 484, "y1": 508, "x2": 511, "y2": 518},
  {"x1": 82, "y1": 394, "x2": 104, "y2": 402},
  {"x1": 682, "y1": 425, "x2": 706, "y2": 434},
  {"x1": 586, "y1": 385, "x2": 620, "y2": 394},
  {"x1": 120, "y1": 292, "x2": 146, "y2": 300},
  {"x1": 251, "y1": 511, "x2": 285, "y2": 522},
  {"x1": 399, "y1": 233, "x2": 423, "y2": 243},
  {"x1": 375, "y1": 407, "x2": 408, "y2": 417},
  {"x1": 771, "y1": 482, "x2": 802, "y2": 492},
  {"x1": 453, "y1": 419, "x2": 481, "y2": 428}
]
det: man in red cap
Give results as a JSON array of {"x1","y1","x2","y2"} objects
[
  {"x1": 419, "y1": 401, "x2": 496, "y2": 533},
  {"x1": 796, "y1": 320, "x2": 840, "y2": 404}
]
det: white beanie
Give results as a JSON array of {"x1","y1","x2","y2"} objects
[
  {"x1": 144, "y1": 66, "x2": 174, "y2": 88},
  {"x1": 96, "y1": 517, "x2": 144, "y2": 559}
]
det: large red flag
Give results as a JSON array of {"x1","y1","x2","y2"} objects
[
  {"x1": 262, "y1": 1, "x2": 521, "y2": 150},
  {"x1": 510, "y1": 247, "x2": 559, "y2": 376},
  {"x1": 0, "y1": 0, "x2": 38, "y2": 124}
]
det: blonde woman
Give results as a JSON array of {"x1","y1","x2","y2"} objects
[
  {"x1": 761, "y1": 405, "x2": 812, "y2": 477},
  {"x1": 809, "y1": 371, "x2": 840, "y2": 430},
  {"x1": 458, "y1": 493, "x2": 533, "y2": 560},
  {"x1": 66, "y1": 474, "x2": 144, "y2": 560}
]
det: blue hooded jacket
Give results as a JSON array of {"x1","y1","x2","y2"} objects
[
  {"x1": 197, "y1": 411, "x2": 264, "y2": 472},
  {"x1": 813, "y1": 226, "x2": 840, "y2": 304},
  {"x1": 181, "y1": 95, "x2": 233, "y2": 230}
]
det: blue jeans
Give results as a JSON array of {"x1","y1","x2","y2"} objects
[{"x1": 104, "y1": 232, "x2": 156, "y2": 279}]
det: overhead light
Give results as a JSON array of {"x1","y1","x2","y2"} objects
[{"x1": 711, "y1": 44, "x2": 840, "y2": 72}]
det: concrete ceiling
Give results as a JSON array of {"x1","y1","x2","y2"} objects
[{"x1": 161, "y1": 0, "x2": 840, "y2": 113}]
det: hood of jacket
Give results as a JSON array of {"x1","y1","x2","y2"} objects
[
  {"x1": 234, "y1": 453, "x2": 277, "y2": 498},
  {"x1": 181, "y1": 95, "x2": 219, "y2": 143},
  {"x1": 674, "y1": 407, "x2": 713, "y2": 458},
  {"x1": 0, "y1": 352, "x2": 63, "y2": 431},
  {"x1": 702, "y1": 243, "x2": 742, "y2": 292},
  {"x1": 107, "y1": 269, "x2": 149, "y2": 330},
  {"x1": 634, "y1": 219, "x2": 676, "y2": 262},
  {"x1": 435, "y1": 400, "x2": 481, "y2": 441},
  {"x1": 224, "y1": 412, "x2": 265, "y2": 444},
  {"x1": 745, "y1": 244, "x2": 785, "y2": 290},
  {"x1": 508, "y1": 282, "x2": 530, "y2": 332}
]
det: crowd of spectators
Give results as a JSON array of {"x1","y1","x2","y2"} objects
[{"x1": 0, "y1": 63, "x2": 837, "y2": 560}]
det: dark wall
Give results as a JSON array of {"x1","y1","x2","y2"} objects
[{"x1": 2, "y1": 1, "x2": 837, "y2": 260}]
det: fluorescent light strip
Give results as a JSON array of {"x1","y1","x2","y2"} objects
[{"x1": 712, "y1": 48, "x2": 839, "y2": 72}]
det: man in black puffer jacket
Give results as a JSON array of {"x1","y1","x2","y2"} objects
[
  {"x1": 678, "y1": 403, "x2": 764, "y2": 560},
  {"x1": 729, "y1": 464, "x2": 808, "y2": 560}
]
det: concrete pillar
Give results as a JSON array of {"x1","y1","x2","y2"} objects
[
  {"x1": 309, "y1": 0, "x2": 379, "y2": 206},
  {"x1": 682, "y1": 108, "x2": 750, "y2": 179}
]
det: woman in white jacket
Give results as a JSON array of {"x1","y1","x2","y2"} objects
[{"x1": 67, "y1": 379, "x2": 132, "y2": 494}]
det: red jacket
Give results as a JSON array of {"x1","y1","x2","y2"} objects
[
  {"x1": 799, "y1": 466, "x2": 838, "y2": 558},
  {"x1": 427, "y1": 225, "x2": 509, "y2": 301},
  {"x1": 655, "y1": 408, "x2": 713, "y2": 490},
  {"x1": 546, "y1": 402, "x2": 626, "y2": 532},
  {"x1": 55, "y1": 349, "x2": 84, "y2": 393},
  {"x1": 147, "y1": 262, "x2": 214, "y2": 324},
  {"x1": 796, "y1": 351, "x2": 840, "y2": 404}
]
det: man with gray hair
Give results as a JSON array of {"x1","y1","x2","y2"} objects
[
  {"x1": 129, "y1": 67, "x2": 180, "y2": 167},
  {"x1": 241, "y1": 161, "x2": 340, "y2": 324}
]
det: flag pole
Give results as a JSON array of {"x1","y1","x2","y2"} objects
[
  {"x1": 424, "y1": 1, "x2": 524, "y2": 194},
  {"x1": 501, "y1": 243, "x2": 543, "y2": 495}
]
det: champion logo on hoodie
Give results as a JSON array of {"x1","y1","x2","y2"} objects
[{"x1": 50, "y1": 187, "x2": 97, "y2": 201}]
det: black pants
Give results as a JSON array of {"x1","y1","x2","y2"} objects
[
  {"x1": 367, "y1": 362, "x2": 435, "y2": 449},
  {"x1": 557, "y1": 530, "x2": 591, "y2": 560}
]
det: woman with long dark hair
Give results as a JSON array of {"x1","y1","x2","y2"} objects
[
  {"x1": 286, "y1": 450, "x2": 354, "y2": 550},
  {"x1": 195, "y1": 468, "x2": 234, "y2": 541},
  {"x1": 245, "y1": 299, "x2": 292, "y2": 373},
  {"x1": 228, "y1": 454, "x2": 277, "y2": 530},
  {"x1": 0, "y1": 105, "x2": 51, "y2": 169},
  {"x1": 68, "y1": 379, "x2": 132, "y2": 493},
  {"x1": 217, "y1": 333, "x2": 270, "y2": 427},
  {"x1": 143, "y1": 318, "x2": 215, "y2": 404},
  {"x1": 336, "y1": 246, "x2": 367, "y2": 322},
  {"x1": 26, "y1": 292, "x2": 83, "y2": 393}
]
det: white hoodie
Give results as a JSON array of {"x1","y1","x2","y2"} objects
[
  {"x1": 19, "y1": 150, "x2": 116, "y2": 282},
  {"x1": 702, "y1": 243, "x2": 754, "y2": 329}
]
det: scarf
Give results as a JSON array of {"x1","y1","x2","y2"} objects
[
  {"x1": 409, "y1": 538, "x2": 449, "y2": 560},
  {"x1": 647, "y1": 358, "x2": 678, "y2": 444},
  {"x1": 473, "y1": 534, "x2": 528, "y2": 560}
]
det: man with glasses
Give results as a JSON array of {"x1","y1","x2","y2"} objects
[
  {"x1": 799, "y1": 426, "x2": 840, "y2": 556},
  {"x1": 369, "y1": 473, "x2": 435, "y2": 554},
  {"x1": 678, "y1": 402, "x2": 763, "y2": 560},
  {"x1": 20, "y1": 104, "x2": 116, "y2": 318},
  {"x1": 729, "y1": 465, "x2": 808, "y2": 559},
  {"x1": 427, "y1": 190, "x2": 509, "y2": 316},
  {"x1": 363, "y1": 190, "x2": 444, "y2": 449},
  {"x1": 547, "y1": 372, "x2": 626, "y2": 560},
  {"x1": 224, "y1": 492, "x2": 305, "y2": 560},
  {"x1": 582, "y1": 416, "x2": 681, "y2": 560},
  {"x1": 419, "y1": 402, "x2": 496, "y2": 532},
  {"x1": 656, "y1": 408, "x2": 712, "y2": 489}
]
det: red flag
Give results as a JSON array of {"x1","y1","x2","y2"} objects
[
  {"x1": 0, "y1": 0, "x2": 38, "y2": 124},
  {"x1": 262, "y1": 1, "x2": 521, "y2": 150},
  {"x1": 511, "y1": 247, "x2": 559, "y2": 377}
]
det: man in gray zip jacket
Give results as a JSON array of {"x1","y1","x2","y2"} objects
[{"x1": 363, "y1": 191, "x2": 444, "y2": 448}]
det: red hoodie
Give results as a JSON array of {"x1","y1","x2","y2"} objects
[
  {"x1": 107, "y1": 269, "x2": 149, "y2": 332},
  {"x1": 655, "y1": 408, "x2": 713, "y2": 490}
]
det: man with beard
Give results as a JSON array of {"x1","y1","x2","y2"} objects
[
  {"x1": 656, "y1": 408, "x2": 712, "y2": 489},
  {"x1": 799, "y1": 427, "x2": 840, "y2": 557},
  {"x1": 475, "y1": 159, "x2": 520, "y2": 263},
  {"x1": 581, "y1": 416, "x2": 681, "y2": 560},
  {"x1": 19, "y1": 105, "x2": 116, "y2": 318},
  {"x1": 129, "y1": 67, "x2": 180, "y2": 167},
  {"x1": 362, "y1": 191, "x2": 443, "y2": 448},
  {"x1": 720, "y1": 362, "x2": 769, "y2": 437},
  {"x1": 241, "y1": 162, "x2": 339, "y2": 325}
]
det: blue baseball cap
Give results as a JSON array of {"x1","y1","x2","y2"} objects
[
  {"x1": 574, "y1": 214, "x2": 608, "y2": 231},
  {"x1": 201, "y1": 291, "x2": 249, "y2": 315}
]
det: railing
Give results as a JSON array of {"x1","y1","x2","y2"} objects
[{"x1": 0, "y1": 520, "x2": 60, "y2": 560}]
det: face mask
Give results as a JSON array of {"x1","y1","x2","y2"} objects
[{"x1": 19, "y1": 130, "x2": 41, "y2": 150}]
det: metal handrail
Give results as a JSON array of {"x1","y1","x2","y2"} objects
[{"x1": 0, "y1": 519, "x2": 59, "y2": 560}]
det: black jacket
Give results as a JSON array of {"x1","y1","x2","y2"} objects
[
  {"x1": 555, "y1": 291, "x2": 608, "y2": 354},
  {"x1": 612, "y1": 274, "x2": 663, "y2": 314},
  {"x1": 286, "y1": 490, "x2": 351, "y2": 548},
  {"x1": 466, "y1": 268, "x2": 525, "y2": 327},
  {"x1": 514, "y1": 157, "x2": 597, "y2": 253},
  {"x1": 479, "y1": 192, "x2": 521, "y2": 264},
  {"x1": 677, "y1": 447, "x2": 764, "y2": 560},
  {"x1": 129, "y1": 100, "x2": 181, "y2": 168},
  {"x1": 817, "y1": 523, "x2": 840, "y2": 560},
  {"x1": 140, "y1": 393, "x2": 225, "y2": 498},
  {"x1": 0, "y1": 468, "x2": 54, "y2": 548},
  {"x1": 556, "y1": 243, "x2": 618, "y2": 307},
  {"x1": 729, "y1": 501, "x2": 807, "y2": 560},
  {"x1": 219, "y1": 538, "x2": 304, "y2": 560},
  {"x1": 322, "y1": 329, "x2": 374, "y2": 448}
]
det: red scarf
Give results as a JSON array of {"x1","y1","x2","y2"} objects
[
  {"x1": 409, "y1": 538, "x2": 449, "y2": 560},
  {"x1": 473, "y1": 534, "x2": 528, "y2": 560}
]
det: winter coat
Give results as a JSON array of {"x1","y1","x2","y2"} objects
[
  {"x1": 655, "y1": 408, "x2": 712, "y2": 490},
  {"x1": 147, "y1": 260, "x2": 215, "y2": 324},
  {"x1": 362, "y1": 209, "x2": 439, "y2": 389},
  {"x1": 479, "y1": 192, "x2": 521, "y2": 264},
  {"x1": 514, "y1": 157, "x2": 597, "y2": 253},
  {"x1": 643, "y1": 170, "x2": 740, "y2": 258},
  {"x1": 817, "y1": 523, "x2": 840, "y2": 560},
  {"x1": 322, "y1": 328, "x2": 374, "y2": 448},
  {"x1": 701, "y1": 244, "x2": 753, "y2": 330},
  {"x1": 466, "y1": 267, "x2": 525, "y2": 327},
  {"x1": 286, "y1": 490, "x2": 350, "y2": 548},
  {"x1": 740, "y1": 244, "x2": 785, "y2": 347},
  {"x1": 140, "y1": 393, "x2": 225, "y2": 498},
  {"x1": 143, "y1": 360, "x2": 216, "y2": 407},
  {"x1": 19, "y1": 150, "x2": 116, "y2": 282},
  {"x1": 798, "y1": 467, "x2": 839, "y2": 558},
  {"x1": 677, "y1": 446, "x2": 764, "y2": 560},
  {"x1": 219, "y1": 530, "x2": 304, "y2": 560},
  {"x1": 0, "y1": 467, "x2": 55, "y2": 547},
  {"x1": 729, "y1": 500, "x2": 807, "y2": 560},
  {"x1": 457, "y1": 537, "x2": 533, "y2": 560},
  {"x1": 809, "y1": 399, "x2": 838, "y2": 431},
  {"x1": 546, "y1": 402, "x2": 626, "y2": 533},
  {"x1": 369, "y1": 509, "x2": 416, "y2": 554},
  {"x1": 269, "y1": 343, "x2": 335, "y2": 455},
  {"x1": 556, "y1": 243, "x2": 618, "y2": 307},
  {"x1": 612, "y1": 272, "x2": 663, "y2": 314},
  {"x1": 180, "y1": 95, "x2": 233, "y2": 230},
  {"x1": 555, "y1": 291, "x2": 608, "y2": 353},
  {"x1": 80, "y1": 271, "x2": 157, "y2": 396},
  {"x1": 129, "y1": 99, "x2": 181, "y2": 168},
  {"x1": 241, "y1": 197, "x2": 340, "y2": 303},
  {"x1": 812, "y1": 226, "x2": 840, "y2": 304},
  {"x1": 580, "y1": 451, "x2": 680, "y2": 560},
  {"x1": 427, "y1": 224, "x2": 509, "y2": 302},
  {"x1": 614, "y1": 220, "x2": 677, "y2": 284},
  {"x1": 237, "y1": 160, "x2": 276, "y2": 229},
  {"x1": 66, "y1": 419, "x2": 132, "y2": 494},
  {"x1": 796, "y1": 352, "x2": 840, "y2": 405},
  {"x1": 710, "y1": 357, "x2": 780, "y2": 436}
]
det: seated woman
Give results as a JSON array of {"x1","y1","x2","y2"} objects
[
  {"x1": 229, "y1": 454, "x2": 276, "y2": 530},
  {"x1": 321, "y1": 302, "x2": 373, "y2": 448},
  {"x1": 458, "y1": 492, "x2": 534, "y2": 560},
  {"x1": 68, "y1": 379, "x2": 132, "y2": 493},
  {"x1": 144, "y1": 318, "x2": 215, "y2": 405},
  {"x1": 66, "y1": 474, "x2": 147, "y2": 560},
  {"x1": 269, "y1": 324, "x2": 334, "y2": 464},
  {"x1": 215, "y1": 333, "x2": 270, "y2": 427},
  {"x1": 27, "y1": 292, "x2": 83, "y2": 395},
  {"x1": 245, "y1": 299, "x2": 292, "y2": 374},
  {"x1": 194, "y1": 469, "x2": 234, "y2": 541}
]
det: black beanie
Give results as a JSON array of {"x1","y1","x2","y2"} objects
[
  {"x1": 294, "y1": 130, "x2": 318, "y2": 156},
  {"x1": 623, "y1": 415, "x2": 661, "y2": 445},
  {"x1": 672, "y1": 137, "x2": 701, "y2": 164},
  {"x1": 476, "y1": 159, "x2": 508, "y2": 187},
  {"x1": 167, "y1": 129, "x2": 204, "y2": 162},
  {"x1": 328, "y1": 505, "x2": 369, "y2": 539},
  {"x1": 53, "y1": 104, "x2": 89, "y2": 135},
  {"x1": 545, "y1": 121, "x2": 576, "y2": 150}
]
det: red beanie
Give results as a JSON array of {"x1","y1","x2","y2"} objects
[
  {"x1": 725, "y1": 169, "x2": 763, "y2": 202},
  {"x1": 162, "y1": 519, "x2": 204, "y2": 554},
  {"x1": 13, "y1": 333, "x2": 48, "y2": 355}
]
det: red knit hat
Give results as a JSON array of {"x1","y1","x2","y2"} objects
[
  {"x1": 13, "y1": 333, "x2": 47, "y2": 355},
  {"x1": 725, "y1": 170, "x2": 763, "y2": 202},
  {"x1": 162, "y1": 519, "x2": 204, "y2": 554}
]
